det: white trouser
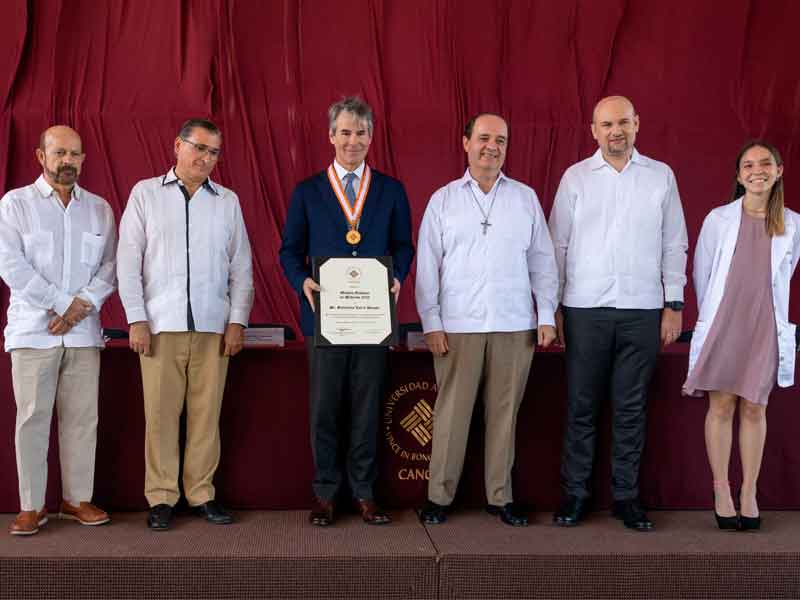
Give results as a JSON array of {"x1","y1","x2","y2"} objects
[{"x1": 11, "y1": 347, "x2": 100, "y2": 511}]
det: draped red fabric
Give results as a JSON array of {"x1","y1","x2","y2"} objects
[{"x1": 1, "y1": 0, "x2": 799, "y2": 336}]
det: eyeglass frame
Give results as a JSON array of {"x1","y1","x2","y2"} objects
[{"x1": 180, "y1": 137, "x2": 222, "y2": 159}]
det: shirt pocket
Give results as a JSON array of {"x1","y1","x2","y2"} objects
[
  {"x1": 81, "y1": 232, "x2": 106, "y2": 268},
  {"x1": 440, "y1": 284, "x2": 484, "y2": 321},
  {"x1": 22, "y1": 230, "x2": 54, "y2": 268}
]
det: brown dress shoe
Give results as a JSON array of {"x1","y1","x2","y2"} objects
[
  {"x1": 309, "y1": 498, "x2": 335, "y2": 527},
  {"x1": 356, "y1": 499, "x2": 391, "y2": 525},
  {"x1": 59, "y1": 501, "x2": 110, "y2": 526},
  {"x1": 10, "y1": 509, "x2": 48, "y2": 536}
]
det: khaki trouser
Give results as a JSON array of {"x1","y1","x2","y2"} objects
[
  {"x1": 11, "y1": 347, "x2": 100, "y2": 511},
  {"x1": 427, "y1": 331, "x2": 535, "y2": 506},
  {"x1": 140, "y1": 332, "x2": 229, "y2": 507}
]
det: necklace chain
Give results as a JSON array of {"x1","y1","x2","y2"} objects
[{"x1": 467, "y1": 178, "x2": 501, "y2": 235}]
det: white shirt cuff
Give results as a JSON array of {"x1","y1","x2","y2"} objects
[
  {"x1": 536, "y1": 306, "x2": 556, "y2": 328},
  {"x1": 78, "y1": 291, "x2": 98, "y2": 312},
  {"x1": 664, "y1": 285, "x2": 685, "y2": 303},
  {"x1": 125, "y1": 307, "x2": 148, "y2": 324},
  {"x1": 228, "y1": 309, "x2": 250, "y2": 327},
  {"x1": 420, "y1": 313, "x2": 443, "y2": 334},
  {"x1": 52, "y1": 293, "x2": 74, "y2": 317}
]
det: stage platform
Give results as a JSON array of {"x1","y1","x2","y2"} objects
[{"x1": 2, "y1": 509, "x2": 799, "y2": 599}]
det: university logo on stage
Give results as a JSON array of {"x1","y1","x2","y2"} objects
[
  {"x1": 399, "y1": 398, "x2": 433, "y2": 446},
  {"x1": 383, "y1": 379, "x2": 437, "y2": 482}
]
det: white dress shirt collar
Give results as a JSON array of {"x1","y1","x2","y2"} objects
[
  {"x1": 161, "y1": 167, "x2": 220, "y2": 196},
  {"x1": 33, "y1": 174, "x2": 83, "y2": 203},
  {"x1": 588, "y1": 147, "x2": 649, "y2": 172},
  {"x1": 460, "y1": 168, "x2": 508, "y2": 194},
  {"x1": 333, "y1": 160, "x2": 365, "y2": 181}
]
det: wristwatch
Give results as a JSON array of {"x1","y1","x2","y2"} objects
[{"x1": 664, "y1": 301, "x2": 684, "y2": 311}]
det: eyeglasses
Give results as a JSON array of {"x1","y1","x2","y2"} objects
[{"x1": 180, "y1": 137, "x2": 222, "y2": 159}]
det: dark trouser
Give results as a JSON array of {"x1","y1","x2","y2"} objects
[
  {"x1": 306, "y1": 339, "x2": 387, "y2": 501},
  {"x1": 560, "y1": 307, "x2": 661, "y2": 501}
]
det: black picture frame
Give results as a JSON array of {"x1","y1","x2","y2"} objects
[{"x1": 312, "y1": 256, "x2": 398, "y2": 347}]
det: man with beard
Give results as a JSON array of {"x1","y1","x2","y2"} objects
[
  {"x1": 549, "y1": 96, "x2": 688, "y2": 530},
  {"x1": 416, "y1": 113, "x2": 558, "y2": 526},
  {"x1": 0, "y1": 126, "x2": 116, "y2": 535},
  {"x1": 117, "y1": 119, "x2": 253, "y2": 531},
  {"x1": 280, "y1": 97, "x2": 414, "y2": 526}
]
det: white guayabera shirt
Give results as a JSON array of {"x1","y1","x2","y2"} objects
[
  {"x1": 416, "y1": 170, "x2": 559, "y2": 334},
  {"x1": 0, "y1": 175, "x2": 117, "y2": 351},
  {"x1": 548, "y1": 148, "x2": 689, "y2": 309},
  {"x1": 117, "y1": 169, "x2": 254, "y2": 334}
]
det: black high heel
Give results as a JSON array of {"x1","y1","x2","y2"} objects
[
  {"x1": 713, "y1": 481, "x2": 738, "y2": 531},
  {"x1": 714, "y1": 498, "x2": 739, "y2": 531},
  {"x1": 738, "y1": 488, "x2": 761, "y2": 531},
  {"x1": 739, "y1": 514, "x2": 761, "y2": 531}
]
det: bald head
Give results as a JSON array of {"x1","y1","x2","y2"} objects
[
  {"x1": 591, "y1": 96, "x2": 639, "y2": 164},
  {"x1": 39, "y1": 125, "x2": 82, "y2": 152},
  {"x1": 592, "y1": 96, "x2": 636, "y2": 124},
  {"x1": 36, "y1": 125, "x2": 85, "y2": 188}
]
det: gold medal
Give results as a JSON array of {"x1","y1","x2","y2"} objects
[{"x1": 346, "y1": 229, "x2": 362, "y2": 245}]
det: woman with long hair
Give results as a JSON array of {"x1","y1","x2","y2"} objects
[{"x1": 684, "y1": 140, "x2": 800, "y2": 530}]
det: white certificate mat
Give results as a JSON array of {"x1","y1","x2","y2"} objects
[{"x1": 313, "y1": 256, "x2": 397, "y2": 346}]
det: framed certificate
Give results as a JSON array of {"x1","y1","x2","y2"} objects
[{"x1": 312, "y1": 256, "x2": 398, "y2": 346}]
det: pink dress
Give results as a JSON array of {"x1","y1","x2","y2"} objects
[{"x1": 683, "y1": 211, "x2": 778, "y2": 405}]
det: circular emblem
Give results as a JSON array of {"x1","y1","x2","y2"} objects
[
  {"x1": 346, "y1": 266, "x2": 362, "y2": 281},
  {"x1": 346, "y1": 229, "x2": 362, "y2": 245},
  {"x1": 384, "y1": 379, "x2": 437, "y2": 481}
]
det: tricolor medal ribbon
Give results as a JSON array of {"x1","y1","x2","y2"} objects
[{"x1": 327, "y1": 164, "x2": 371, "y2": 245}]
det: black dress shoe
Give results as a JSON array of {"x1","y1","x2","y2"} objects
[
  {"x1": 147, "y1": 504, "x2": 173, "y2": 531},
  {"x1": 193, "y1": 500, "x2": 233, "y2": 525},
  {"x1": 553, "y1": 495, "x2": 587, "y2": 527},
  {"x1": 486, "y1": 503, "x2": 528, "y2": 527},
  {"x1": 612, "y1": 499, "x2": 654, "y2": 531},
  {"x1": 418, "y1": 500, "x2": 447, "y2": 525}
]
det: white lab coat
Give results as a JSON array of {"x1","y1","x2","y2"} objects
[{"x1": 688, "y1": 197, "x2": 800, "y2": 388}]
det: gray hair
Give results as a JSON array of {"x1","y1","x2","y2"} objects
[
  {"x1": 178, "y1": 118, "x2": 222, "y2": 140},
  {"x1": 328, "y1": 96, "x2": 373, "y2": 135}
]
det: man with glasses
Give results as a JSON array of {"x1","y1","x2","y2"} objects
[{"x1": 118, "y1": 119, "x2": 254, "y2": 531}]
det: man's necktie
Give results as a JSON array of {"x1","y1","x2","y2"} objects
[{"x1": 343, "y1": 172, "x2": 357, "y2": 209}]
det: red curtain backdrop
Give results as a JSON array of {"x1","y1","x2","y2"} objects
[{"x1": 1, "y1": 0, "x2": 799, "y2": 335}]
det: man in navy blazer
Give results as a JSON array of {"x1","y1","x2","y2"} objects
[{"x1": 279, "y1": 96, "x2": 414, "y2": 526}]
